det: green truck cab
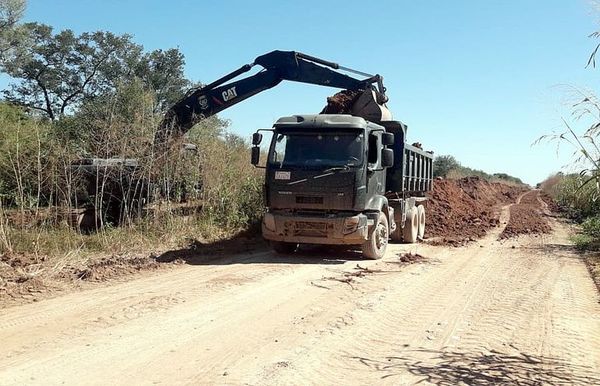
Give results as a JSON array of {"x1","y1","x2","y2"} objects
[{"x1": 252, "y1": 114, "x2": 433, "y2": 259}]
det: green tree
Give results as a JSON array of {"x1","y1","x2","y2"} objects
[
  {"x1": 2, "y1": 24, "x2": 141, "y2": 119},
  {"x1": 0, "y1": 0, "x2": 24, "y2": 33},
  {"x1": 433, "y1": 154, "x2": 460, "y2": 177},
  {"x1": 1, "y1": 23, "x2": 190, "y2": 120},
  {"x1": 0, "y1": 0, "x2": 26, "y2": 59},
  {"x1": 133, "y1": 48, "x2": 190, "y2": 113},
  {"x1": 493, "y1": 173, "x2": 523, "y2": 185}
]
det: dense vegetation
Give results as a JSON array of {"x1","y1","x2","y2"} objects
[
  {"x1": 0, "y1": 0, "x2": 263, "y2": 258},
  {"x1": 538, "y1": 36, "x2": 600, "y2": 252}
]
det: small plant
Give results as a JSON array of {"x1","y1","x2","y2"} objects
[
  {"x1": 571, "y1": 233, "x2": 596, "y2": 251},
  {"x1": 582, "y1": 215, "x2": 600, "y2": 239}
]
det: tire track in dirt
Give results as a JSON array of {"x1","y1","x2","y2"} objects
[
  {"x1": 500, "y1": 190, "x2": 551, "y2": 239},
  {"x1": 245, "y1": 204, "x2": 600, "y2": 385}
]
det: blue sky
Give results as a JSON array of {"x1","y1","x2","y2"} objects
[{"x1": 3, "y1": 0, "x2": 600, "y2": 184}]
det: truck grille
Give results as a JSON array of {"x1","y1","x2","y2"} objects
[
  {"x1": 296, "y1": 196, "x2": 323, "y2": 204},
  {"x1": 293, "y1": 221, "x2": 328, "y2": 237}
]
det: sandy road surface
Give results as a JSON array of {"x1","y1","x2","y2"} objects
[{"x1": 1, "y1": 199, "x2": 599, "y2": 385}]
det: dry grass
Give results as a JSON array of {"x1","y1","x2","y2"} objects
[
  {"x1": 0, "y1": 205, "x2": 255, "y2": 259},
  {"x1": 0, "y1": 210, "x2": 261, "y2": 306}
]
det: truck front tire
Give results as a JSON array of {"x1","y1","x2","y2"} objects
[
  {"x1": 362, "y1": 212, "x2": 388, "y2": 260},
  {"x1": 271, "y1": 241, "x2": 298, "y2": 254}
]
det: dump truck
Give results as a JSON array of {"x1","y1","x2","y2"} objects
[
  {"x1": 71, "y1": 50, "x2": 433, "y2": 247},
  {"x1": 71, "y1": 50, "x2": 395, "y2": 228},
  {"x1": 251, "y1": 115, "x2": 433, "y2": 259}
]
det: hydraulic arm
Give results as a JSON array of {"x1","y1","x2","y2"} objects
[{"x1": 156, "y1": 50, "x2": 390, "y2": 144}]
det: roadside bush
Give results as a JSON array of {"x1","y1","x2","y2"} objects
[
  {"x1": 571, "y1": 233, "x2": 596, "y2": 250},
  {"x1": 0, "y1": 103, "x2": 52, "y2": 208},
  {"x1": 433, "y1": 155, "x2": 460, "y2": 178},
  {"x1": 0, "y1": 88, "x2": 264, "y2": 258},
  {"x1": 194, "y1": 131, "x2": 263, "y2": 229},
  {"x1": 582, "y1": 215, "x2": 600, "y2": 239},
  {"x1": 570, "y1": 216, "x2": 600, "y2": 251},
  {"x1": 544, "y1": 174, "x2": 600, "y2": 220},
  {"x1": 541, "y1": 174, "x2": 600, "y2": 250}
]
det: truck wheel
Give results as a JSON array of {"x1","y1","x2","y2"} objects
[
  {"x1": 362, "y1": 212, "x2": 388, "y2": 260},
  {"x1": 271, "y1": 241, "x2": 298, "y2": 254},
  {"x1": 417, "y1": 205, "x2": 426, "y2": 239},
  {"x1": 403, "y1": 207, "x2": 419, "y2": 243}
]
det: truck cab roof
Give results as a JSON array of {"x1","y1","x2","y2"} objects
[
  {"x1": 273, "y1": 114, "x2": 371, "y2": 130},
  {"x1": 273, "y1": 114, "x2": 407, "y2": 135}
]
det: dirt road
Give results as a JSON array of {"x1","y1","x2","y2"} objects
[{"x1": 1, "y1": 198, "x2": 599, "y2": 385}]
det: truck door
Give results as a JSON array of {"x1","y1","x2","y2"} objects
[{"x1": 367, "y1": 131, "x2": 385, "y2": 195}]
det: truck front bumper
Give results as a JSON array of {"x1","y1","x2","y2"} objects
[{"x1": 262, "y1": 212, "x2": 370, "y2": 245}]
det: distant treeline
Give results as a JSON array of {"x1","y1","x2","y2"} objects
[{"x1": 432, "y1": 155, "x2": 524, "y2": 185}]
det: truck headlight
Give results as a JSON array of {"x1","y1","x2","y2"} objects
[
  {"x1": 263, "y1": 213, "x2": 276, "y2": 232},
  {"x1": 343, "y1": 215, "x2": 362, "y2": 234}
]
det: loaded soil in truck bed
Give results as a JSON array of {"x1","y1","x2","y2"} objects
[{"x1": 320, "y1": 90, "x2": 362, "y2": 114}]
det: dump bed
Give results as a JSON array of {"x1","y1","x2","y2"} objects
[{"x1": 382, "y1": 121, "x2": 433, "y2": 196}]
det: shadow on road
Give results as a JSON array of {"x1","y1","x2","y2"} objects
[
  {"x1": 519, "y1": 242, "x2": 586, "y2": 261},
  {"x1": 351, "y1": 347, "x2": 600, "y2": 385},
  {"x1": 154, "y1": 231, "x2": 366, "y2": 266}
]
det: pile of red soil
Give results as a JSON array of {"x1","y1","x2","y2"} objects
[
  {"x1": 398, "y1": 252, "x2": 426, "y2": 263},
  {"x1": 539, "y1": 191, "x2": 561, "y2": 213},
  {"x1": 499, "y1": 191, "x2": 551, "y2": 239},
  {"x1": 427, "y1": 177, "x2": 527, "y2": 246},
  {"x1": 62, "y1": 255, "x2": 161, "y2": 282},
  {"x1": 0, "y1": 253, "x2": 52, "y2": 304}
]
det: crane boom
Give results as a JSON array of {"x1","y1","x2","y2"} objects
[{"x1": 156, "y1": 50, "x2": 391, "y2": 144}]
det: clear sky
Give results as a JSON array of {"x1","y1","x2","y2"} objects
[{"x1": 3, "y1": 0, "x2": 600, "y2": 185}]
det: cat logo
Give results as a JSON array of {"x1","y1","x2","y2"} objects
[
  {"x1": 222, "y1": 86, "x2": 238, "y2": 102},
  {"x1": 198, "y1": 95, "x2": 209, "y2": 110}
]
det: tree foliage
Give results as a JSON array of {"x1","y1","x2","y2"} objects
[
  {"x1": 2, "y1": 24, "x2": 139, "y2": 119},
  {"x1": 1, "y1": 21, "x2": 190, "y2": 120},
  {"x1": 0, "y1": 0, "x2": 25, "y2": 58},
  {"x1": 0, "y1": 0, "x2": 24, "y2": 32},
  {"x1": 133, "y1": 48, "x2": 190, "y2": 113},
  {"x1": 433, "y1": 155, "x2": 460, "y2": 177}
]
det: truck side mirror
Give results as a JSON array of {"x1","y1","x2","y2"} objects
[
  {"x1": 381, "y1": 148, "x2": 394, "y2": 168},
  {"x1": 252, "y1": 132, "x2": 263, "y2": 146},
  {"x1": 251, "y1": 146, "x2": 260, "y2": 166},
  {"x1": 382, "y1": 132, "x2": 394, "y2": 146}
]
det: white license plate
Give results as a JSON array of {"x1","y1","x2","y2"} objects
[{"x1": 275, "y1": 171, "x2": 291, "y2": 180}]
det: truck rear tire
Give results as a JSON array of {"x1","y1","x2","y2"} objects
[
  {"x1": 403, "y1": 207, "x2": 419, "y2": 243},
  {"x1": 271, "y1": 241, "x2": 298, "y2": 254},
  {"x1": 417, "y1": 204, "x2": 426, "y2": 239},
  {"x1": 362, "y1": 212, "x2": 388, "y2": 260}
]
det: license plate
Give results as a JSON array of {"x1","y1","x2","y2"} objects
[{"x1": 275, "y1": 171, "x2": 291, "y2": 180}]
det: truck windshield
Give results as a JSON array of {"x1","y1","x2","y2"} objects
[{"x1": 270, "y1": 132, "x2": 364, "y2": 168}]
